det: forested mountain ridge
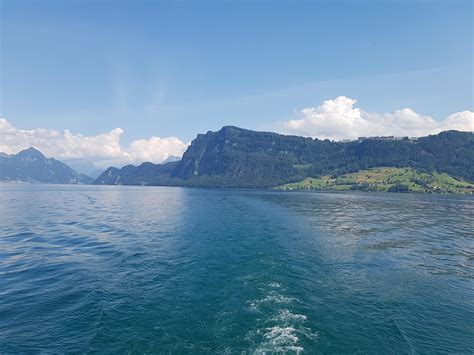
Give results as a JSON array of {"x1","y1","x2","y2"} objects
[
  {"x1": 94, "y1": 161, "x2": 179, "y2": 185},
  {"x1": 94, "y1": 127, "x2": 474, "y2": 188}
]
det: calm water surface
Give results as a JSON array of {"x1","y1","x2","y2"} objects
[{"x1": 0, "y1": 184, "x2": 473, "y2": 353}]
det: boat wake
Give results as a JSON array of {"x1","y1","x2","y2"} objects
[{"x1": 247, "y1": 282, "x2": 318, "y2": 353}]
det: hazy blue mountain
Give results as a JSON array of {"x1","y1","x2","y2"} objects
[
  {"x1": 0, "y1": 148, "x2": 92, "y2": 184},
  {"x1": 94, "y1": 127, "x2": 474, "y2": 188},
  {"x1": 62, "y1": 158, "x2": 103, "y2": 178},
  {"x1": 161, "y1": 155, "x2": 181, "y2": 164}
]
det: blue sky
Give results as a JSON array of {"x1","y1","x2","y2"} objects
[{"x1": 0, "y1": 0, "x2": 472, "y2": 168}]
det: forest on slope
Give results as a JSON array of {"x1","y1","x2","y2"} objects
[{"x1": 94, "y1": 127, "x2": 474, "y2": 189}]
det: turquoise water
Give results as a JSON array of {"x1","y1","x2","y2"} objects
[{"x1": 0, "y1": 184, "x2": 473, "y2": 353}]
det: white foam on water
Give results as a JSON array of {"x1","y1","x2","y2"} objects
[
  {"x1": 262, "y1": 294, "x2": 296, "y2": 304},
  {"x1": 247, "y1": 285, "x2": 318, "y2": 353},
  {"x1": 255, "y1": 326, "x2": 304, "y2": 354},
  {"x1": 270, "y1": 309, "x2": 307, "y2": 323},
  {"x1": 265, "y1": 326, "x2": 299, "y2": 343},
  {"x1": 249, "y1": 291, "x2": 296, "y2": 310}
]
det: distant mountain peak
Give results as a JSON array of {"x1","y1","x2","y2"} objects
[
  {"x1": 220, "y1": 125, "x2": 241, "y2": 131},
  {"x1": 21, "y1": 147, "x2": 43, "y2": 153},
  {"x1": 17, "y1": 147, "x2": 46, "y2": 159},
  {"x1": 0, "y1": 147, "x2": 92, "y2": 184},
  {"x1": 218, "y1": 125, "x2": 251, "y2": 135},
  {"x1": 161, "y1": 155, "x2": 181, "y2": 164}
]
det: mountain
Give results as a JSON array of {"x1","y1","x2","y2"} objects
[
  {"x1": 62, "y1": 158, "x2": 103, "y2": 178},
  {"x1": 94, "y1": 127, "x2": 474, "y2": 188},
  {"x1": 161, "y1": 155, "x2": 181, "y2": 164},
  {"x1": 94, "y1": 161, "x2": 179, "y2": 185},
  {"x1": 0, "y1": 148, "x2": 93, "y2": 184}
]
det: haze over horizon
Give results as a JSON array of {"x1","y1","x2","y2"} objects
[{"x1": 1, "y1": 0, "x2": 473, "y2": 169}]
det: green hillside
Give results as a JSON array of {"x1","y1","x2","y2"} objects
[
  {"x1": 276, "y1": 167, "x2": 474, "y2": 194},
  {"x1": 94, "y1": 128, "x2": 474, "y2": 188}
]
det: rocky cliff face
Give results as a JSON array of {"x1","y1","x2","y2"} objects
[
  {"x1": 94, "y1": 127, "x2": 474, "y2": 188},
  {"x1": 171, "y1": 126, "x2": 321, "y2": 186}
]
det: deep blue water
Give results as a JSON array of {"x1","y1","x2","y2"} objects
[{"x1": 0, "y1": 184, "x2": 473, "y2": 353}]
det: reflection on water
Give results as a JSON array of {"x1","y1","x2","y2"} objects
[{"x1": 0, "y1": 184, "x2": 472, "y2": 353}]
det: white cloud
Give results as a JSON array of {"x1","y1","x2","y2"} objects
[
  {"x1": 284, "y1": 96, "x2": 474, "y2": 140},
  {"x1": 2, "y1": 98, "x2": 472, "y2": 171},
  {"x1": 0, "y1": 118, "x2": 188, "y2": 168}
]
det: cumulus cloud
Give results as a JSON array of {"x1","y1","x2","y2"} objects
[
  {"x1": 284, "y1": 96, "x2": 474, "y2": 140},
  {"x1": 0, "y1": 118, "x2": 188, "y2": 168}
]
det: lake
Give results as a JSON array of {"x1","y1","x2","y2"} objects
[{"x1": 0, "y1": 184, "x2": 473, "y2": 353}]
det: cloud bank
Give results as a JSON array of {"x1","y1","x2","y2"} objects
[
  {"x1": 284, "y1": 96, "x2": 474, "y2": 140},
  {"x1": 2, "y1": 97, "x2": 472, "y2": 171},
  {"x1": 0, "y1": 119, "x2": 188, "y2": 169}
]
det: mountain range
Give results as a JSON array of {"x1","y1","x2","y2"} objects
[
  {"x1": 0, "y1": 148, "x2": 92, "y2": 184},
  {"x1": 1, "y1": 127, "x2": 473, "y2": 191},
  {"x1": 94, "y1": 127, "x2": 474, "y2": 189}
]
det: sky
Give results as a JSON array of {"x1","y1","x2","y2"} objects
[{"x1": 0, "y1": 0, "x2": 473, "y2": 170}]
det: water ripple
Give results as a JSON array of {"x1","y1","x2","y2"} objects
[{"x1": 0, "y1": 184, "x2": 472, "y2": 353}]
